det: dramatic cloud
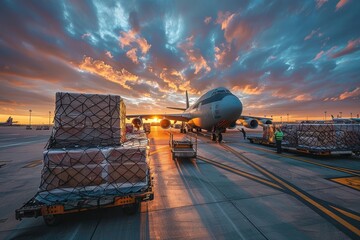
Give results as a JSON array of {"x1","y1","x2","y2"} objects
[
  {"x1": 0, "y1": 0, "x2": 359, "y2": 123},
  {"x1": 78, "y1": 56, "x2": 138, "y2": 89}
]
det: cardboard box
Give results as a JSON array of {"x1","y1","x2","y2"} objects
[
  {"x1": 40, "y1": 164, "x2": 104, "y2": 191},
  {"x1": 55, "y1": 93, "x2": 120, "y2": 117},
  {"x1": 106, "y1": 162, "x2": 148, "y2": 184},
  {"x1": 50, "y1": 127, "x2": 121, "y2": 147},
  {"x1": 106, "y1": 147, "x2": 147, "y2": 163},
  {"x1": 44, "y1": 148, "x2": 106, "y2": 166}
]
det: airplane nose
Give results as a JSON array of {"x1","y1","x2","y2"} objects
[{"x1": 220, "y1": 95, "x2": 243, "y2": 121}]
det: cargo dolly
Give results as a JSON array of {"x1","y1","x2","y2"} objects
[
  {"x1": 170, "y1": 132, "x2": 197, "y2": 160},
  {"x1": 15, "y1": 175, "x2": 154, "y2": 226}
]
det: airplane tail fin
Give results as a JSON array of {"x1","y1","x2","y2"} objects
[
  {"x1": 186, "y1": 90, "x2": 189, "y2": 109},
  {"x1": 166, "y1": 91, "x2": 190, "y2": 111}
]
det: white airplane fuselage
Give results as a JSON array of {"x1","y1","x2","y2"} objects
[{"x1": 183, "y1": 88, "x2": 243, "y2": 131}]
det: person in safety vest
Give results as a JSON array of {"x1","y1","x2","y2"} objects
[{"x1": 274, "y1": 127, "x2": 284, "y2": 153}]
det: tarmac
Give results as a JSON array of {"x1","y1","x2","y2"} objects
[{"x1": 0, "y1": 126, "x2": 359, "y2": 239}]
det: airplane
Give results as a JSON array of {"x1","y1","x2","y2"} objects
[
  {"x1": 126, "y1": 87, "x2": 272, "y2": 142},
  {"x1": 0, "y1": 116, "x2": 18, "y2": 126}
]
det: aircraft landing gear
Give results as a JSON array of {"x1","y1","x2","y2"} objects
[
  {"x1": 218, "y1": 133, "x2": 223, "y2": 142},
  {"x1": 211, "y1": 128, "x2": 223, "y2": 142},
  {"x1": 211, "y1": 133, "x2": 216, "y2": 141}
]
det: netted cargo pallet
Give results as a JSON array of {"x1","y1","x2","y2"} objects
[
  {"x1": 37, "y1": 144, "x2": 150, "y2": 204},
  {"x1": 47, "y1": 92, "x2": 126, "y2": 148},
  {"x1": 282, "y1": 124, "x2": 360, "y2": 155},
  {"x1": 16, "y1": 93, "x2": 153, "y2": 225}
]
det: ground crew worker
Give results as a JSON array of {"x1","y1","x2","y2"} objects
[
  {"x1": 239, "y1": 128, "x2": 246, "y2": 139},
  {"x1": 274, "y1": 127, "x2": 284, "y2": 153}
]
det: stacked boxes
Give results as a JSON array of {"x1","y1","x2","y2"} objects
[{"x1": 37, "y1": 92, "x2": 149, "y2": 203}]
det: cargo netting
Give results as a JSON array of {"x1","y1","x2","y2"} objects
[
  {"x1": 36, "y1": 92, "x2": 150, "y2": 205},
  {"x1": 281, "y1": 124, "x2": 360, "y2": 152}
]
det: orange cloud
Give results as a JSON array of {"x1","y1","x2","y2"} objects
[
  {"x1": 119, "y1": 29, "x2": 151, "y2": 54},
  {"x1": 332, "y1": 38, "x2": 360, "y2": 58},
  {"x1": 336, "y1": 0, "x2": 349, "y2": 10},
  {"x1": 180, "y1": 36, "x2": 211, "y2": 74},
  {"x1": 339, "y1": 87, "x2": 360, "y2": 100},
  {"x1": 214, "y1": 45, "x2": 231, "y2": 68},
  {"x1": 294, "y1": 94, "x2": 312, "y2": 101},
  {"x1": 105, "y1": 51, "x2": 113, "y2": 58},
  {"x1": 126, "y1": 48, "x2": 139, "y2": 64},
  {"x1": 216, "y1": 12, "x2": 235, "y2": 31},
  {"x1": 216, "y1": 11, "x2": 253, "y2": 49},
  {"x1": 78, "y1": 56, "x2": 138, "y2": 89},
  {"x1": 232, "y1": 85, "x2": 264, "y2": 95},
  {"x1": 159, "y1": 68, "x2": 184, "y2": 91}
]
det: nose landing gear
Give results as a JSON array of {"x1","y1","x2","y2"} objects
[{"x1": 211, "y1": 128, "x2": 223, "y2": 142}]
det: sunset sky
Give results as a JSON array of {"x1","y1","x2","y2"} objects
[{"x1": 0, "y1": 0, "x2": 359, "y2": 124}]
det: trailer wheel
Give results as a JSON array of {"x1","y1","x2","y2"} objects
[
  {"x1": 123, "y1": 202, "x2": 140, "y2": 215},
  {"x1": 43, "y1": 214, "x2": 60, "y2": 226}
]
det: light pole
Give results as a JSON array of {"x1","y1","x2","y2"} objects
[
  {"x1": 280, "y1": 116, "x2": 283, "y2": 123},
  {"x1": 350, "y1": 112, "x2": 352, "y2": 118},
  {"x1": 287, "y1": 113, "x2": 289, "y2": 122},
  {"x1": 29, "y1": 109, "x2": 32, "y2": 126},
  {"x1": 49, "y1": 111, "x2": 51, "y2": 125},
  {"x1": 339, "y1": 112, "x2": 342, "y2": 118},
  {"x1": 324, "y1": 111, "x2": 327, "y2": 121}
]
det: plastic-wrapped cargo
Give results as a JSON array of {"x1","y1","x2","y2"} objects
[
  {"x1": 282, "y1": 123, "x2": 360, "y2": 152},
  {"x1": 36, "y1": 92, "x2": 150, "y2": 204}
]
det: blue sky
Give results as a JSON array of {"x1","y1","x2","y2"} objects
[{"x1": 0, "y1": 0, "x2": 359, "y2": 123}]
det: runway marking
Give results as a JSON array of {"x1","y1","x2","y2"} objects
[
  {"x1": 331, "y1": 206, "x2": 360, "y2": 221},
  {"x1": 0, "y1": 139, "x2": 45, "y2": 149},
  {"x1": 234, "y1": 141, "x2": 360, "y2": 177},
  {"x1": 221, "y1": 144, "x2": 360, "y2": 238},
  {"x1": 329, "y1": 176, "x2": 360, "y2": 191},
  {"x1": 197, "y1": 156, "x2": 283, "y2": 191},
  {"x1": 23, "y1": 160, "x2": 42, "y2": 168}
]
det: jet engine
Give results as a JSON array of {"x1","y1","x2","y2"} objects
[
  {"x1": 241, "y1": 118, "x2": 259, "y2": 129},
  {"x1": 257, "y1": 119, "x2": 272, "y2": 125},
  {"x1": 131, "y1": 117, "x2": 143, "y2": 129},
  {"x1": 227, "y1": 121, "x2": 237, "y2": 129},
  {"x1": 160, "y1": 118, "x2": 171, "y2": 129}
]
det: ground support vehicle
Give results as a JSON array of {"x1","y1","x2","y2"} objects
[
  {"x1": 170, "y1": 132, "x2": 197, "y2": 160},
  {"x1": 15, "y1": 175, "x2": 154, "y2": 226}
]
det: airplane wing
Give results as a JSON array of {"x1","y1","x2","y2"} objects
[{"x1": 126, "y1": 113, "x2": 191, "y2": 122}]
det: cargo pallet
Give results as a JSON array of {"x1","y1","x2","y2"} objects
[
  {"x1": 247, "y1": 136, "x2": 353, "y2": 156},
  {"x1": 170, "y1": 132, "x2": 197, "y2": 160},
  {"x1": 15, "y1": 175, "x2": 154, "y2": 226}
]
